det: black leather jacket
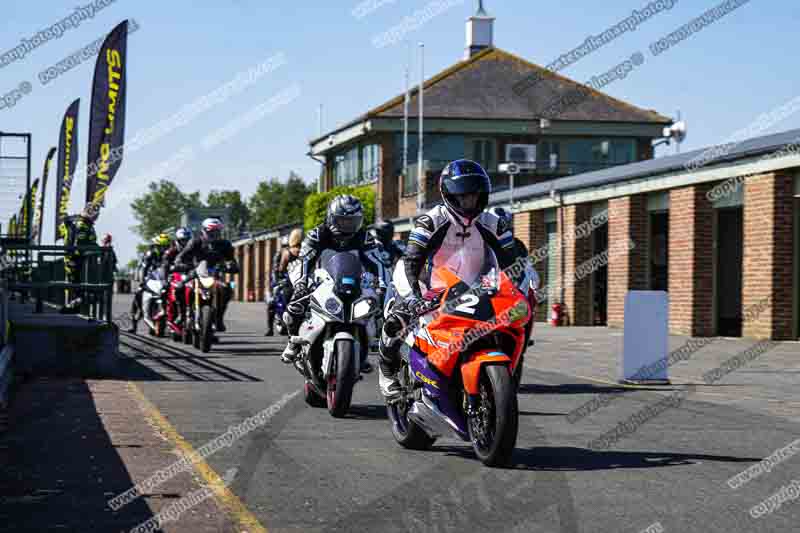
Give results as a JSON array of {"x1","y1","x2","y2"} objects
[
  {"x1": 297, "y1": 225, "x2": 386, "y2": 289},
  {"x1": 174, "y1": 237, "x2": 238, "y2": 273}
]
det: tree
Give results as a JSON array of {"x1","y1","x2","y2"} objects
[
  {"x1": 207, "y1": 190, "x2": 250, "y2": 234},
  {"x1": 304, "y1": 185, "x2": 375, "y2": 231},
  {"x1": 131, "y1": 180, "x2": 203, "y2": 239},
  {"x1": 248, "y1": 172, "x2": 312, "y2": 231}
]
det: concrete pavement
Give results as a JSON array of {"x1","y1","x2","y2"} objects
[{"x1": 2, "y1": 295, "x2": 799, "y2": 532}]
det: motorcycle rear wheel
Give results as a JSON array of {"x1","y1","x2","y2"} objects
[
  {"x1": 327, "y1": 339, "x2": 356, "y2": 418},
  {"x1": 468, "y1": 365, "x2": 518, "y2": 467},
  {"x1": 387, "y1": 362, "x2": 436, "y2": 450}
]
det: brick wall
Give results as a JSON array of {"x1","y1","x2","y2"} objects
[
  {"x1": 668, "y1": 183, "x2": 714, "y2": 336},
  {"x1": 515, "y1": 210, "x2": 547, "y2": 321},
  {"x1": 607, "y1": 195, "x2": 648, "y2": 328},
  {"x1": 255, "y1": 240, "x2": 266, "y2": 301},
  {"x1": 243, "y1": 243, "x2": 254, "y2": 301},
  {"x1": 265, "y1": 238, "x2": 276, "y2": 298},
  {"x1": 560, "y1": 205, "x2": 593, "y2": 325},
  {"x1": 398, "y1": 195, "x2": 418, "y2": 218},
  {"x1": 743, "y1": 173, "x2": 796, "y2": 339},
  {"x1": 376, "y1": 135, "x2": 398, "y2": 221},
  {"x1": 236, "y1": 246, "x2": 245, "y2": 301}
]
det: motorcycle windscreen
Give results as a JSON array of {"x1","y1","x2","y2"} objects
[
  {"x1": 195, "y1": 260, "x2": 210, "y2": 278},
  {"x1": 321, "y1": 250, "x2": 363, "y2": 287},
  {"x1": 427, "y1": 244, "x2": 499, "y2": 293}
]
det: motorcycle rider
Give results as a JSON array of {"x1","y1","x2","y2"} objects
[
  {"x1": 378, "y1": 160, "x2": 516, "y2": 401},
  {"x1": 279, "y1": 194, "x2": 386, "y2": 372},
  {"x1": 372, "y1": 219, "x2": 404, "y2": 268},
  {"x1": 265, "y1": 229, "x2": 302, "y2": 336},
  {"x1": 59, "y1": 204, "x2": 99, "y2": 313},
  {"x1": 173, "y1": 218, "x2": 239, "y2": 333},
  {"x1": 160, "y1": 227, "x2": 193, "y2": 326},
  {"x1": 128, "y1": 233, "x2": 170, "y2": 333},
  {"x1": 101, "y1": 233, "x2": 118, "y2": 275}
]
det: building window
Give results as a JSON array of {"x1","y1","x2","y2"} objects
[
  {"x1": 396, "y1": 134, "x2": 466, "y2": 197},
  {"x1": 538, "y1": 141, "x2": 561, "y2": 172},
  {"x1": 333, "y1": 146, "x2": 359, "y2": 187},
  {"x1": 403, "y1": 172, "x2": 418, "y2": 196},
  {"x1": 565, "y1": 138, "x2": 636, "y2": 174},
  {"x1": 332, "y1": 144, "x2": 382, "y2": 187},
  {"x1": 471, "y1": 139, "x2": 496, "y2": 172},
  {"x1": 361, "y1": 144, "x2": 382, "y2": 184}
]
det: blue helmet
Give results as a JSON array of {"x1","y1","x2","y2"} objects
[
  {"x1": 439, "y1": 159, "x2": 491, "y2": 223},
  {"x1": 175, "y1": 227, "x2": 193, "y2": 246}
]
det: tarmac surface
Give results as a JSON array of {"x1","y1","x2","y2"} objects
[{"x1": 2, "y1": 294, "x2": 800, "y2": 532}]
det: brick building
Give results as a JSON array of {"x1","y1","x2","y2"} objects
[
  {"x1": 229, "y1": 223, "x2": 302, "y2": 303},
  {"x1": 308, "y1": 4, "x2": 672, "y2": 223},
  {"x1": 497, "y1": 129, "x2": 800, "y2": 340}
]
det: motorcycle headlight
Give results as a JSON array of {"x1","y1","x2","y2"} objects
[
  {"x1": 507, "y1": 300, "x2": 529, "y2": 324},
  {"x1": 325, "y1": 297, "x2": 343, "y2": 316},
  {"x1": 352, "y1": 297, "x2": 376, "y2": 320}
]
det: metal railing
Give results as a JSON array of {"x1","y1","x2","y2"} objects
[{"x1": 0, "y1": 241, "x2": 115, "y2": 323}]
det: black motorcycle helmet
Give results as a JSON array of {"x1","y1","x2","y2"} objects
[
  {"x1": 439, "y1": 159, "x2": 491, "y2": 223},
  {"x1": 326, "y1": 195, "x2": 364, "y2": 241},
  {"x1": 373, "y1": 219, "x2": 394, "y2": 245}
]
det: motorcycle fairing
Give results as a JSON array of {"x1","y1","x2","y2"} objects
[{"x1": 409, "y1": 346, "x2": 468, "y2": 438}]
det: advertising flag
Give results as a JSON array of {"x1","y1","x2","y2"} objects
[
  {"x1": 55, "y1": 99, "x2": 80, "y2": 240},
  {"x1": 85, "y1": 20, "x2": 128, "y2": 210},
  {"x1": 34, "y1": 147, "x2": 56, "y2": 243}
]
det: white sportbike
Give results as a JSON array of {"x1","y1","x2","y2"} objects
[{"x1": 287, "y1": 250, "x2": 383, "y2": 417}]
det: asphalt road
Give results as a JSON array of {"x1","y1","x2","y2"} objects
[{"x1": 114, "y1": 295, "x2": 800, "y2": 533}]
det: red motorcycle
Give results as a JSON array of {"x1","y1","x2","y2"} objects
[{"x1": 166, "y1": 272, "x2": 193, "y2": 345}]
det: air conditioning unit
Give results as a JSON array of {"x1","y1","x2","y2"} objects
[{"x1": 505, "y1": 144, "x2": 537, "y2": 170}]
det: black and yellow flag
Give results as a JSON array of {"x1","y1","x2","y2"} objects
[
  {"x1": 55, "y1": 99, "x2": 80, "y2": 241},
  {"x1": 34, "y1": 147, "x2": 57, "y2": 244},
  {"x1": 19, "y1": 178, "x2": 39, "y2": 239},
  {"x1": 85, "y1": 20, "x2": 128, "y2": 211}
]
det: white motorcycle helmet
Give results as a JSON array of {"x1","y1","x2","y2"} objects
[{"x1": 201, "y1": 218, "x2": 224, "y2": 242}]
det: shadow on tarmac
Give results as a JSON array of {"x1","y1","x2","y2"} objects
[
  {"x1": 345, "y1": 404, "x2": 388, "y2": 420},
  {"x1": 117, "y1": 332, "x2": 262, "y2": 382},
  {"x1": 0, "y1": 380, "x2": 161, "y2": 532},
  {"x1": 440, "y1": 445, "x2": 761, "y2": 472},
  {"x1": 518, "y1": 383, "x2": 676, "y2": 395}
]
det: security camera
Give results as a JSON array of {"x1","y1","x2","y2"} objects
[{"x1": 498, "y1": 162, "x2": 520, "y2": 175}]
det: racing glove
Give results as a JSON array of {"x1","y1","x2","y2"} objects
[{"x1": 293, "y1": 281, "x2": 310, "y2": 300}]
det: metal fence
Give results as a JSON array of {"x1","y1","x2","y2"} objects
[
  {"x1": 0, "y1": 133, "x2": 32, "y2": 243},
  {"x1": 0, "y1": 242, "x2": 115, "y2": 323}
]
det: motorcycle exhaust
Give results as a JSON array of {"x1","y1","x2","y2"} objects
[{"x1": 407, "y1": 397, "x2": 454, "y2": 439}]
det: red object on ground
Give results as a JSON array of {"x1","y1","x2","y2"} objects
[{"x1": 550, "y1": 303, "x2": 563, "y2": 327}]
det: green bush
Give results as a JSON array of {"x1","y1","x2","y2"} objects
[{"x1": 304, "y1": 185, "x2": 375, "y2": 231}]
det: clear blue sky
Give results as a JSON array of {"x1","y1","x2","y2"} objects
[{"x1": 0, "y1": 0, "x2": 797, "y2": 263}]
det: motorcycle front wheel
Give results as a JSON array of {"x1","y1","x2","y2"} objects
[
  {"x1": 155, "y1": 315, "x2": 166, "y2": 338},
  {"x1": 387, "y1": 361, "x2": 436, "y2": 450},
  {"x1": 468, "y1": 365, "x2": 518, "y2": 467},
  {"x1": 192, "y1": 312, "x2": 201, "y2": 349},
  {"x1": 182, "y1": 318, "x2": 193, "y2": 345},
  {"x1": 327, "y1": 339, "x2": 356, "y2": 418},
  {"x1": 200, "y1": 305, "x2": 214, "y2": 353}
]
